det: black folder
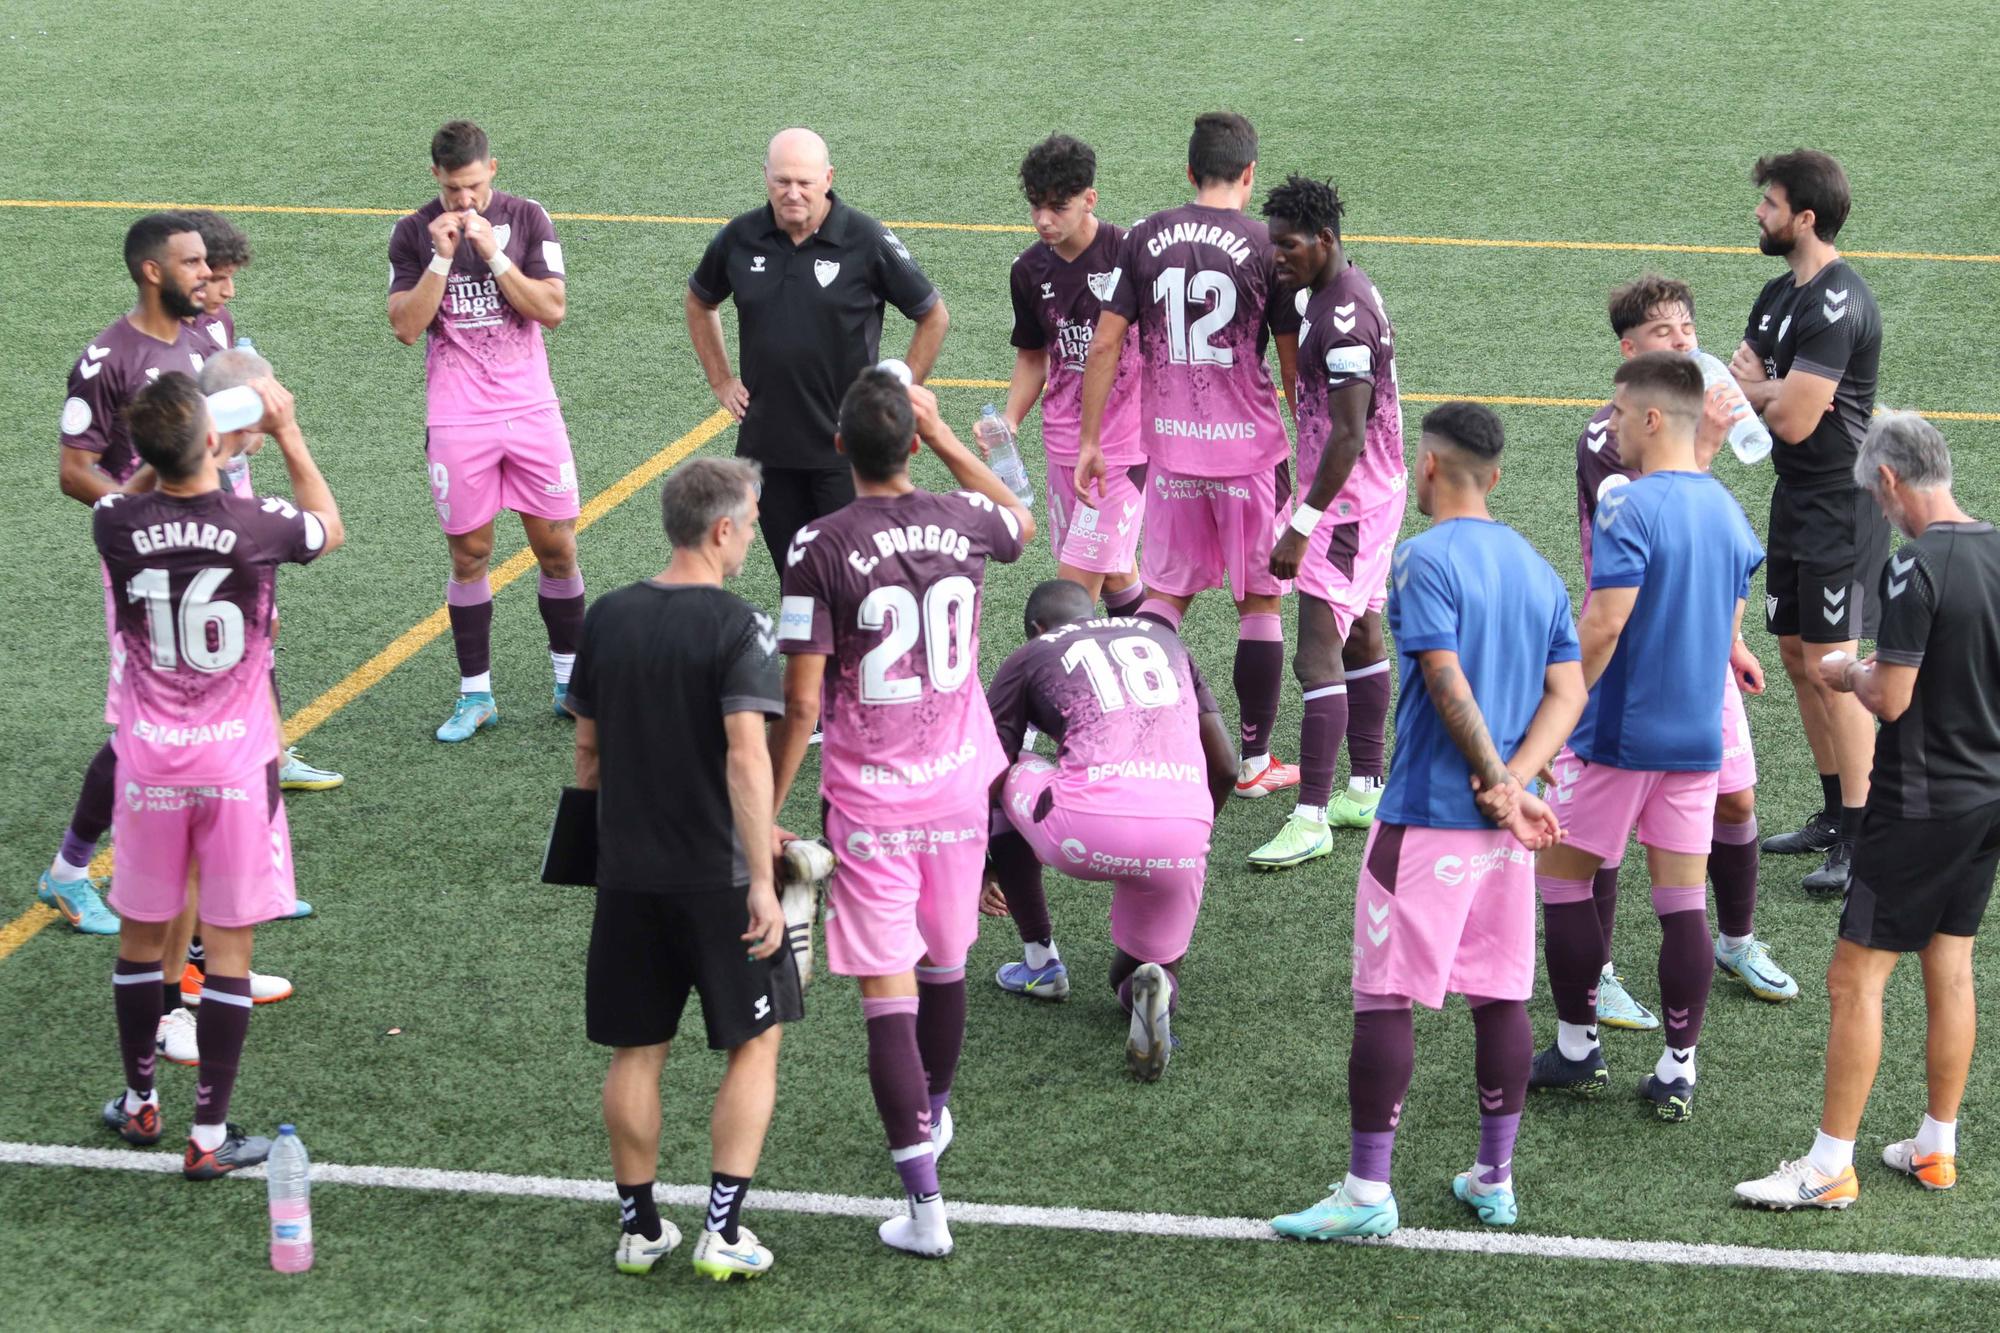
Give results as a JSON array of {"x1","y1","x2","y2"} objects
[{"x1": 541, "y1": 786, "x2": 599, "y2": 886}]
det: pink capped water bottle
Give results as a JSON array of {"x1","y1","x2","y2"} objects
[{"x1": 267, "y1": 1123, "x2": 314, "y2": 1273}]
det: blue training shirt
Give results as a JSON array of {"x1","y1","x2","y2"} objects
[
  {"x1": 1569, "y1": 470, "x2": 1764, "y2": 771},
  {"x1": 1379, "y1": 518, "x2": 1581, "y2": 830}
]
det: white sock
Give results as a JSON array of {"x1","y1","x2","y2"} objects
[
  {"x1": 1468, "y1": 1161, "x2": 1508, "y2": 1191},
  {"x1": 124, "y1": 1087, "x2": 157, "y2": 1115},
  {"x1": 1917, "y1": 1113, "x2": 1957, "y2": 1156},
  {"x1": 49, "y1": 853, "x2": 90, "y2": 883},
  {"x1": 460, "y1": 671, "x2": 491, "y2": 694},
  {"x1": 1349, "y1": 775, "x2": 1384, "y2": 793},
  {"x1": 1238, "y1": 752, "x2": 1272, "y2": 782},
  {"x1": 909, "y1": 1192, "x2": 949, "y2": 1235},
  {"x1": 1022, "y1": 724, "x2": 1042, "y2": 751},
  {"x1": 1808, "y1": 1128, "x2": 1855, "y2": 1176},
  {"x1": 1294, "y1": 803, "x2": 1326, "y2": 825},
  {"x1": 1598, "y1": 961, "x2": 1618, "y2": 982},
  {"x1": 1024, "y1": 939, "x2": 1059, "y2": 970},
  {"x1": 190, "y1": 1121, "x2": 226, "y2": 1152},
  {"x1": 550, "y1": 650, "x2": 576, "y2": 686},
  {"x1": 1656, "y1": 1045, "x2": 1696, "y2": 1085},
  {"x1": 1342, "y1": 1171, "x2": 1392, "y2": 1204},
  {"x1": 1557, "y1": 1020, "x2": 1599, "y2": 1060},
  {"x1": 1719, "y1": 932, "x2": 1753, "y2": 954}
]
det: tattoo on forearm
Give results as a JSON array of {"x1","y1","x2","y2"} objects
[{"x1": 1426, "y1": 659, "x2": 1511, "y2": 792}]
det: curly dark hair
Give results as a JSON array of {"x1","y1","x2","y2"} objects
[
  {"x1": 177, "y1": 209, "x2": 251, "y2": 270},
  {"x1": 1019, "y1": 134, "x2": 1097, "y2": 209},
  {"x1": 1420, "y1": 401, "x2": 1505, "y2": 461},
  {"x1": 1260, "y1": 174, "x2": 1344, "y2": 243},
  {"x1": 1606, "y1": 273, "x2": 1693, "y2": 337}
]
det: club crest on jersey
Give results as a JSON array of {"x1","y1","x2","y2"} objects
[
  {"x1": 1085, "y1": 270, "x2": 1118, "y2": 302},
  {"x1": 491, "y1": 223, "x2": 512, "y2": 251},
  {"x1": 1777, "y1": 315, "x2": 1793, "y2": 343},
  {"x1": 206, "y1": 320, "x2": 227, "y2": 347},
  {"x1": 814, "y1": 259, "x2": 840, "y2": 287},
  {"x1": 1766, "y1": 593, "x2": 1779, "y2": 622}
]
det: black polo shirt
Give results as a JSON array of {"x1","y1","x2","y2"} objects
[{"x1": 689, "y1": 191, "x2": 939, "y2": 471}]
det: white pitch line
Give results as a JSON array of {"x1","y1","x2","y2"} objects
[{"x1": 2, "y1": 1140, "x2": 1994, "y2": 1282}]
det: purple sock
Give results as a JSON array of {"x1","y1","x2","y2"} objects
[
  {"x1": 991, "y1": 830, "x2": 1050, "y2": 946},
  {"x1": 1469, "y1": 997, "x2": 1529, "y2": 1182},
  {"x1": 1234, "y1": 613, "x2": 1285, "y2": 760},
  {"x1": 1537, "y1": 876, "x2": 1601, "y2": 1027},
  {"x1": 1297, "y1": 680, "x2": 1349, "y2": 809},
  {"x1": 916, "y1": 966, "x2": 967, "y2": 1123},
  {"x1": 1136, "y1": 598, "x2": 1183, "y2": 632},
  {"x1": 1711, "y1": 818, "x2": 1760, "y2": 939},
  {"x1": 69, "y1": 740, "x2": 118, "y2": 848},
  {"x1": 112, "y1": 958, "x2": 163, "y2": 1095},
  {"x1": 1348, "y1": 997, "x2": 1415, "y2": 1182},
  {"x1": 863, "y1": 998, "x2": 937, "y2": 1196},
  {"x1": 1652, "y1": 885, "x2": 1714, "y2": 1048},
  {"x1": 446, "y1": 577, "x2": 494, "y2": 683},
  {"x1": 1343, "y1": 660, "x2": 1392, "y2": 781},
  {"x1": 1592, "y1": 865, "x2": 1620, "y2": 960},
  {"x1": 537, "y1": 571, "x2": 586, "y2": 655},
  {"x1": 1114, "y1": 957, "x2": 1180, "y2": 1013},
  {"x1": 193, "y1": 974, "x2": 254, "y2": 1126},
  {"x1": 1104, "y1": 581, "x2": 1146, "y2": 616}
]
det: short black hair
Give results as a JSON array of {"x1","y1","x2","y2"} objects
[
  {"x1": 178, "y1": 209, "x2": 251, "y2": 270},
  {"x1": 1024, "y1": 578, "x2": 1096, "y2": 638},
  {"x1": 126, "y1": 372, "x2": 210, "y2": 482},
  {"x1": 123, "y1": 212, "x2": 200, "y2": 284},
  {"x1": 1607, "y1": 273, "x2": 1694, "y2": 338},
  {"x1": 432, "y1": 120, "x2": 491, "y2": 171},
  {"x1": 1420, "y1": 401, "x2": 1505, "y2": 461},
  {"x1": 1260, "y1": 173, "x2": 1344, "y2": 243},
  {"x1": 1613, "y1": 350, "x2": 1705, "y2": 424},
  {"x1": 1020, "y1": 134, "x2": 1097, "y2": 209},
  {"x1": 1753, "y1": 149, "x2": 1851, "y2": 242},
  {"x1": 837, "y1": 368, "x2": 916, "y2": 482},
  {"x1": 1188, "y1": 111, "x2": 1257, "y2": 187}
]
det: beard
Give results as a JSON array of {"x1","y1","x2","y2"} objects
[
  {"x1": 1757, "y1": 225, "x2": 1796, "y2": 258},
  {"x1": 160, "y1": 275, "x2": 204, "y2": 318}
]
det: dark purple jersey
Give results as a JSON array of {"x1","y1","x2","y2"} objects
[
  {"x1": 1294, "y1": 263, "x2": 1405, "y2": 520},
  {"x1": 988, "y1": 616, "x2": 1218, "y2": 823},
  {"x1": 1100, "y1": 203, "x2": 1298, "y2": 477},
  {"x1": 60, "y1": 318, "x2": 213, "y2": 484},
  {"x1": 1009, "y1": 222, "x2": 1144, "y2": 465},
  {"x1": 778, "y1": 489, "x2": 1027, "y2": 820},
  {"x1": 1574, "y1": 402, "x2": 1635, "y2": 587},
  {"x1": 93, "y1": 488, "x2": 327, "y2": 783}
]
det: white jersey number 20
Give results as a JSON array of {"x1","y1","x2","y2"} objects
[{"x1": 858, "y1": 575, "x2": 977, "y2": 704}]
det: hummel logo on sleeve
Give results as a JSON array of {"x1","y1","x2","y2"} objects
[
  {"x1": 1585, "y1": 421, "x2": 1609, "y2": 453},
  {"x1": 1888, "y1": 552, "x2": 1917, "y2": 599},
  {"x1": 786, "y1": 528, "x2": 820, "y2": 567}
]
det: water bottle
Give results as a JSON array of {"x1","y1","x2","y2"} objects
[
  {"x1": 206, "y1": 384, "x2": 264, "y2": 434},
  {"x1": 876, "y1": 357, "x2": 913, "y2": 386},
  {"x1": 974, "y1": 405, "x2": 1036, "y2": 508},
  {"x1": 1692, "y1": 349, "x2": 1772, "y2": 466},
  {"x1": 235, "y1": 334, "x2": 257, "y2": 354},
  {"x1": 267, "y1": 1124, "x2": 314, "y2": 1273}
]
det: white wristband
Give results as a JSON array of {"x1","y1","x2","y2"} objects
[
  {"x1": 1289, "y1": 503, "x2": 1323, "y2": 537},
  {"x1": 427, "y1": 252, "x2": 452, "y2": 276},
  {"x1": 487, "y1": 251, "x2": 514, "y2": 279}
]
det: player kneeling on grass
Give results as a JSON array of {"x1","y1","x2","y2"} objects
[
  {"x1": 981, "y1": 579, "x2": 1236, "y2": 1080},
  {"x1": 1737, "y1": 414, "x2": 2000, "y2": 1210},
  {"x1": 1271, "y1": 403, "x2": 1584, "y2": 1240},
  {"x1": 96, "y1": 372, "x2": 343, "y2": 1179}
]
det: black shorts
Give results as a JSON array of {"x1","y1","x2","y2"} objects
[
  {"x1": 1841, "y1": 802, "x2": 2000, "y2": 952},
  {"x1": 1765, "y1": 480, "x2": 1891, "y2": 643},
  {"x1": 586, "y1": 887, "x2": 804, "y2": 1050}
]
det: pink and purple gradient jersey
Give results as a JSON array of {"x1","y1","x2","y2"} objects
[
  {"x1": 778, "y1": 490, "x2": 1027, "y2": 820},
  {"x1": 1294, "y1": 263, "x2": 1405, "y2": 521},
  {"x1": 389, "y1": 191, "x2": 566, "y2": 427},
  {"x1": 1101, "y1": 203, "x2": 1298, "y2": 478},
  {"x1": 94, "y1": 488, "x2": 326, "y2": 784},
  {"x1": 987, "y1": 616, "x2": 1218, "y2": 824},
  {"x1": 59, "y1": 318, "x2": 212, "y2": 484},
  {"x1": 1009, "y1": 222, "x2": 1144, "y2": 467}
]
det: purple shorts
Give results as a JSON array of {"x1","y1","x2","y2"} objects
[
  {"x1": 1719, "y1": 672, "x2": 1756, "y2": 796},
  {"x1": 823, "y1": 803, "x2": 987, "y2": 977},
  {"x1": 425, "y1": 406, "x2": 580, "y2": 535},
  {"x1": 1548, "y1": 746, "x2": 1719, "y2": 866},
  {"x1": 1295, "y1": 497, "x2": 1402, "y2": 640},
  {"x1": 1002, "y1": 757, "x2": 1210, "y2": 964},
  {"x1": 108, "y1": 761, "x2": 297, "y2": 927},
  {"x1": 1140, "y1": 463, "x2": 1291, "y2": 601},
  {"x1": 1046, "y1": 457, "x2": 1144, "y2": 576},
  {"x1": 1350, "y1": 822, "x2": 1536, "y2": 1008}
]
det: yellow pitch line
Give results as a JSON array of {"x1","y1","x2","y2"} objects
[
  {"x1": 4, "y1": 198, "x2": 1997, "y2": 264},
  {"x1": 0, "y1": 411, "x2": 734, "y2": 965}
]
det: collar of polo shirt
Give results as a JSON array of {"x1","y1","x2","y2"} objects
[{"x1": 760, "y1": 189, "x2": 853, "y2": 246}]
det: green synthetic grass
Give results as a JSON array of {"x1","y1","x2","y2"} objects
[{"x1": 3, "y1": 2, "x2": 2000, "y2": 1327}]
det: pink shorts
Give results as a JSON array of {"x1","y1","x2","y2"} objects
[
  {"x1": 1719, "y1": 672, "x2": 1757, "y2": 796},
  {"x1": 102, "y1": 563, "x2": 124, "y2": 727},
  {"x1": 1351, "y1": 822, "x2": 1536, "y2": 1008},
  {"x1": 1548, "y1": 747, "x2": 1719, "y2": 865},
  {"x1": 1140, "y1": 464, "x2": 1291, "y2": 601},
  {"x1": 1002, "y1": 757, "x2": 1210, "y2": 964},
  {"x1": 108, "y1": 761, "x2": 297, "y2": 927},
  {"x1": 823, "y1": 803, "x2": 987, "y2": 977},
  {"x1": 1295, "y1": 498, "x2": 1402, "y2": 640},
  {"x1": 425, "y1": 405, "x2": 580, "y2": 535},
  {"x1": 1046, "y1": 458, "x2": 1145, "y2": 576}
]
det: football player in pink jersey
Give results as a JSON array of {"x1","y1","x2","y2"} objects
[{"x1": 770, "y1": 369, "x2": 1031, "y2": 1259}]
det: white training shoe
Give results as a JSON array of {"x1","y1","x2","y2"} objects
[
  {"x1": 879, "y1": 1195, "x2": 953, "y2": 1257},
  {"x1": 691, "y1": 1225, "x2": 773, "y2": 1280},
  {"x1": 779, "y1": 838, "x2": 832, "y2": 990},
  {"x1": 179, "y1": 965, "x2": 294, "y2": 1006},
  {"x1": 1126, "y1": 962, "x2": 1173, "y2": 1082},
  {"x1": 155, "y1": 1007, "x2": 199, "y2": 1066},
  {"x1": 1733, "y1": 1158, "x2": 1859, "y2": 1210},
  {"x1": 613, "y1": 1220, "x2": 683, "y2": 1274},
  {"x1": 931, "y1": 1104, "x2": 954, "y2": 1159}
]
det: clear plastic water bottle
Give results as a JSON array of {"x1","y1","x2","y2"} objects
[
  {"x1": 1692, "y1": 349, "x2": 1772, "y2": 466},
  {"x1": 974, "y1": 405, "x2": 1036, "y2": 508},
  {"x1": 267, "y1": 1124, "x2": 314, "y2": 1273},
  {"x1": 206, "y1": 384, "x2": 264, "y2": 433},
  {"x1": 235, "y1": 334, "x2": 257, "y2": 354}
]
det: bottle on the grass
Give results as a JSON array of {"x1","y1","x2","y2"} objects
[
  {"x1": 267, "y1": 1124, "x2": 314, "y2": 1273},
  {"x1": 1692, "y1": 349, "x2": 1772, "y2": 466},
  {"x1": 974, "y1": 405, "x2": 1036, "y2": 508}
]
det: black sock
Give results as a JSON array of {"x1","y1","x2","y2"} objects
[
  {"x1": 1818, "y1": 773, "x2": 1841, "y2": 822},
  {"x1": 163, "y1": 980, "x2": 184, "y2": 1014},
  {"x1": 1839, "y1": 804, "x2": 1864, "y2": 847},
  {"x1": 707, "y1": 1171, "x2": 751, "y2": 1244},
  {"x1": 616, "y1": 1181, "x2": 662, "y2": 1240}
]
